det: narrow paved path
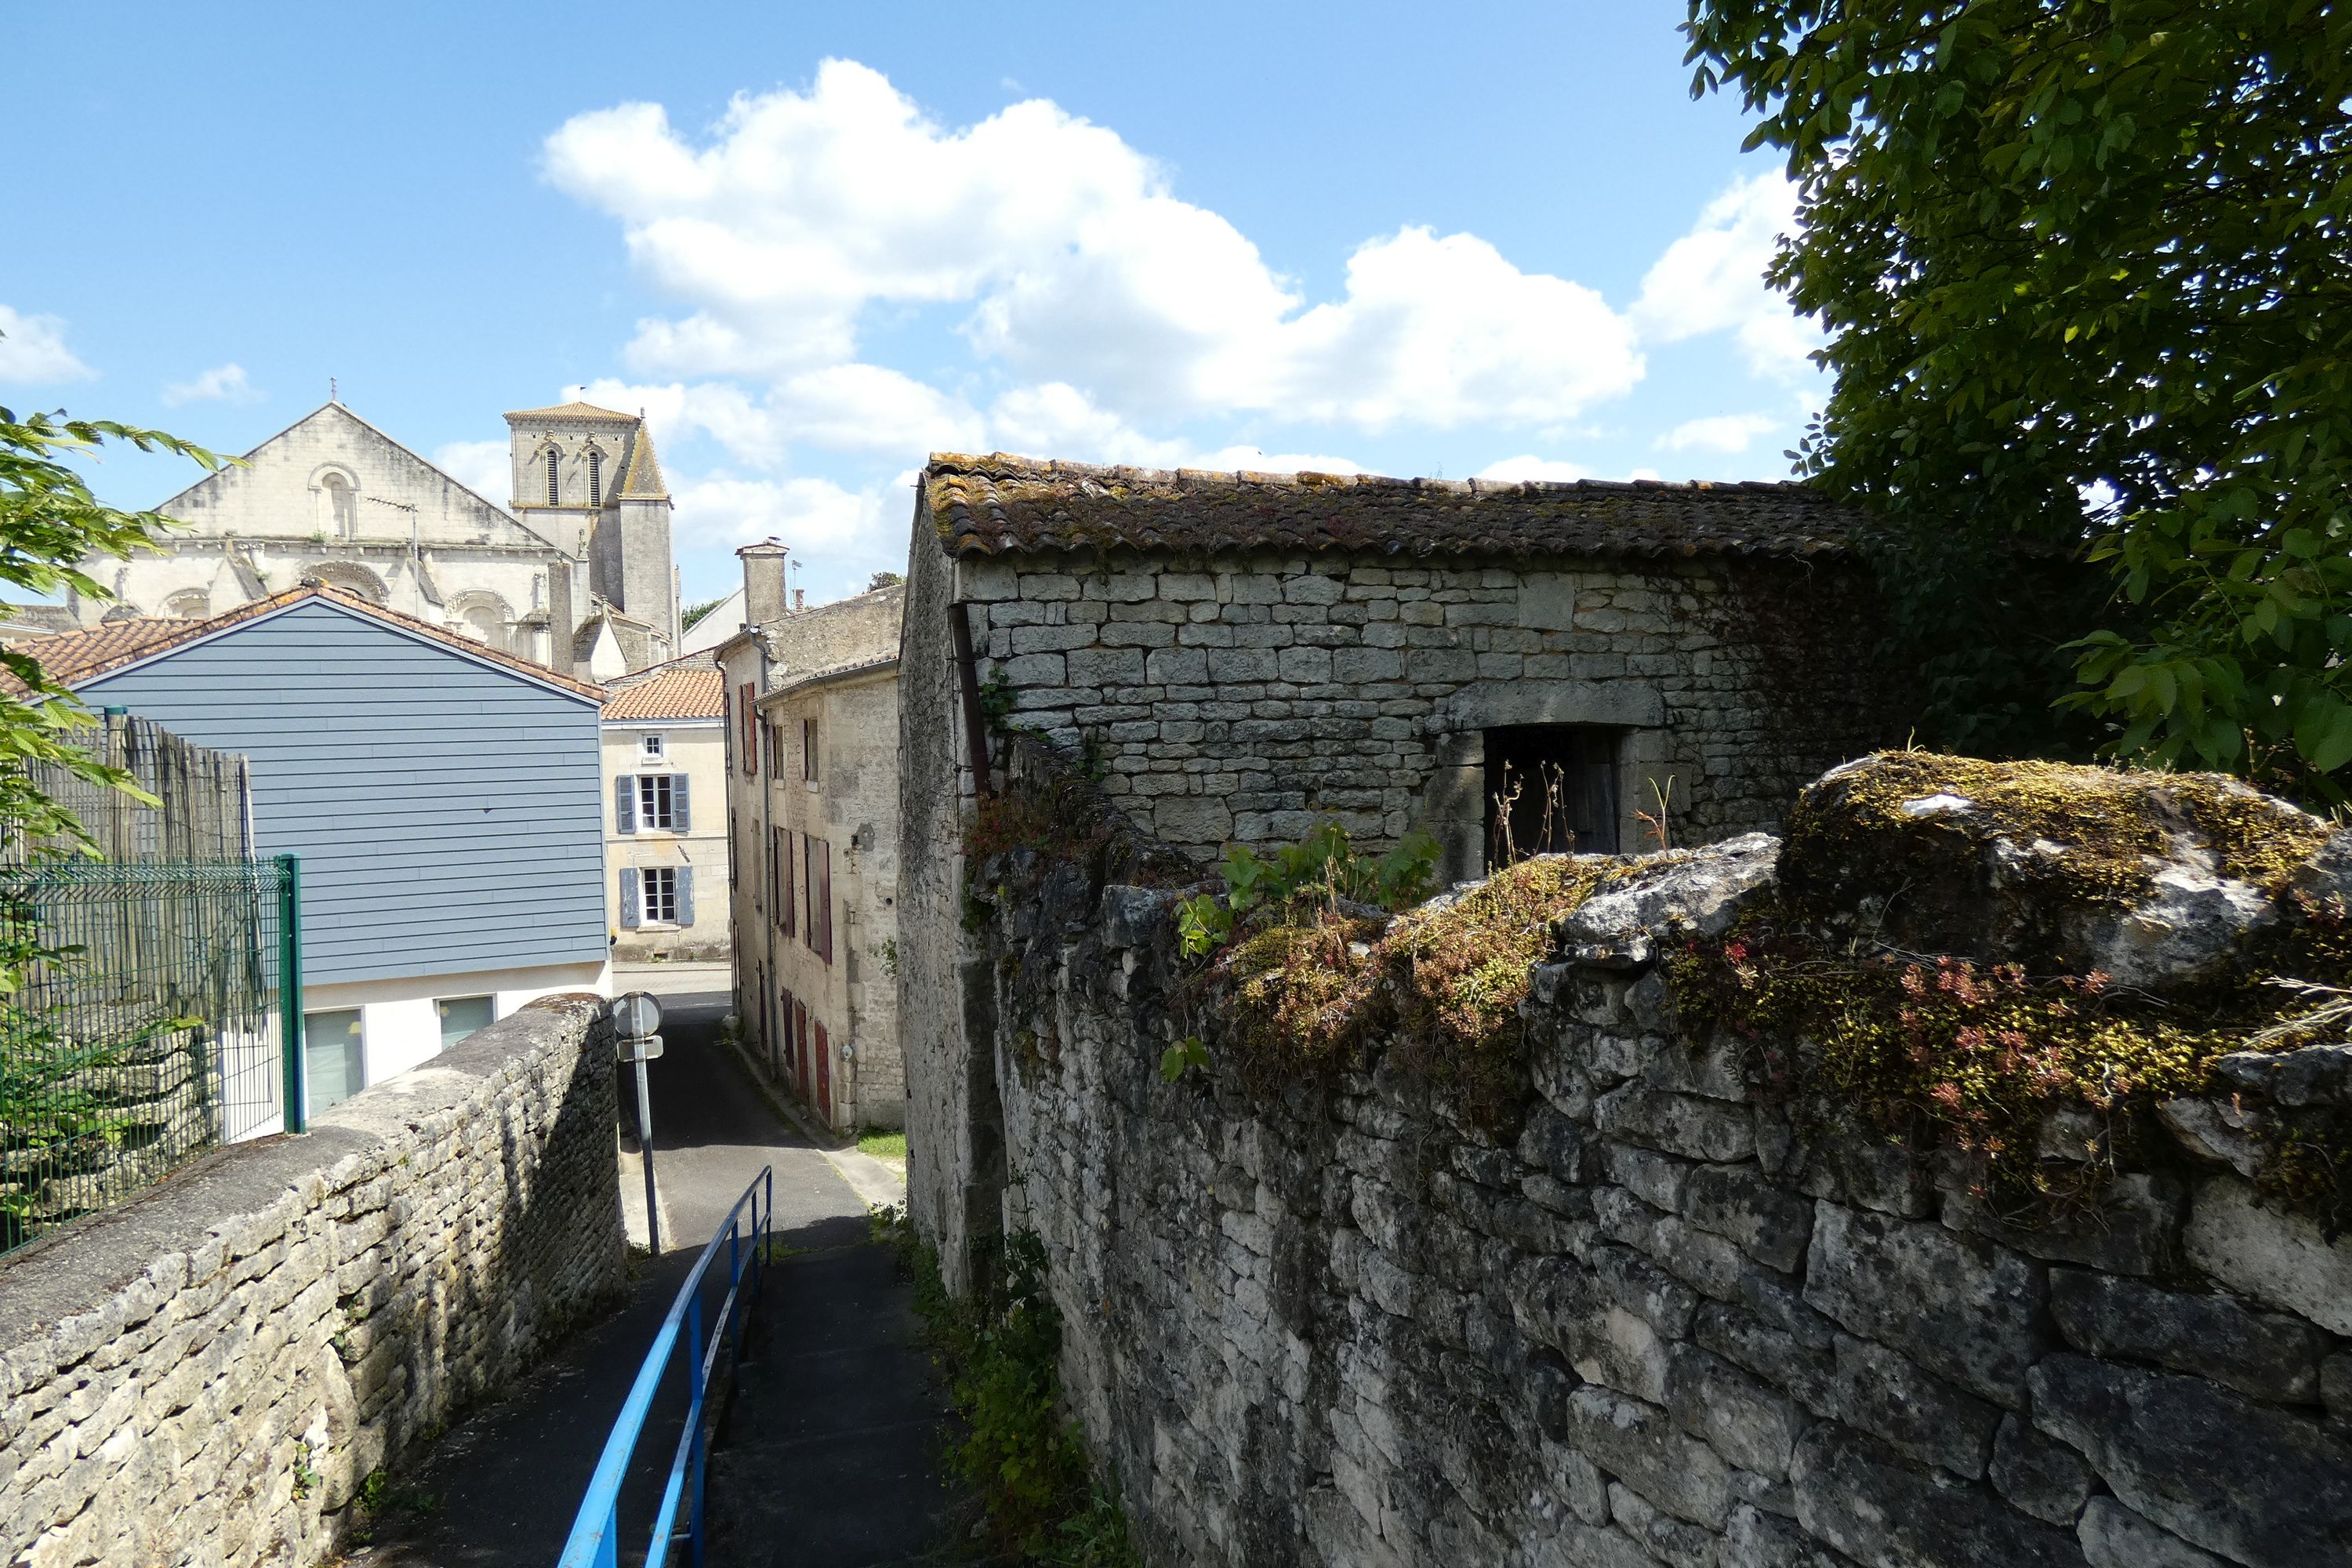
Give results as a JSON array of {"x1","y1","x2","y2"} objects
[{"x1": 361, "y1": 972, "x2": 953, "y2": 1566}]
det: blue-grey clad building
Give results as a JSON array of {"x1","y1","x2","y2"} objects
[{"x1": 47, "y1": 584, "x2": 610, "y2": 1110}]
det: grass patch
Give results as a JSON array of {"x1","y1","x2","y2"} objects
[
  {"x1": 1207, "y1": 852, "x2": 1622, "y2": 1130},
  {"x1": 874, "y1": 1207, "x2": 1140, "y2": 1566},
  {"x1": 858, "y1": 1127, "x2": 908, "y2": 1165}
]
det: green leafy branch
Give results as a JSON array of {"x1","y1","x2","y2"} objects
[{"x1": 1175, "y1": 822, "x2": 1441, "y2": 960}]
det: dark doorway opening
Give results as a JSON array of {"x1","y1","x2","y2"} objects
[{"x1": 1485, "y1": 725, "x2": 1621, "y2": 866}]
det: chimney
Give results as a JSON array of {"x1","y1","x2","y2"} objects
[
  {"x1": 793, "y1": 588, "x2": 805, "y2": 613},
  {"x1": 738, "y1": 539, "x2": 789, "y2": 626}
]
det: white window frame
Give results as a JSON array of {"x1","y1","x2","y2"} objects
[
  {"x1": 641, "y1": 731, "x2": 665, "y2": 760},
  {"x1": 641, "y1": 866, "x2": 679, "y2": 925},
  {"x1": 636, "y1": 773, "x2": 676, "y2": 831}
]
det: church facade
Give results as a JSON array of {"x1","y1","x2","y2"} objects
[{"x1": 73, "y1": 398, "x2": 682, "y2": 681}]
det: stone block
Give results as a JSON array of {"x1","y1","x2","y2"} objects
[
  {"x1": 1145, "y1": 646, "x2": 1209, "y2": 684},
  {"x1": 1594, "y1": 1085, "x2": 1755, "y2": 1163},
  {"x1": 993, "y1": 651, "x2": 1067, "y2": 688},
  {"x1": 1602, "y1": 1142, "x2": 1693, "y2": 1213},
  {"x1": 1276, "y1": 645, "x2": 1334, "y2": 684},
  {"x1": 1823, "y1": 1334, "x2": 1999, "y2": 1479},
  {"x1": 1281, "y1": 573, "x2": 1345, "y2": 604},
  {"x1": 1941, "y1": 1174, "x2": 2183, "y2": 1276},
  {"x1": 1559, "y1": 1386, "x2": 1732, "y2": 1528},
  {"x1": 1726, "y1": 1504, "x2": 1849, "y2": 1568},
  {"x1": 1066, "y1": 647, "x2": 1147, "y2": 686},
  {"x1": 1156, "y1": 572, "x2": 1217, "y2": 601},
  {"x1": 1790, "y1": 1424, "x2": 2089, "y2": 1568},
  {"x1": 1682, "y1": 1164, "x2": 1813, "y2": 1272},
  {"x1": 2047, "y1": 1268, "x2": 2325, "y2": 1403},
  {"x1": 1609, "y1": 1481, "x2": 1720, "y2": 1568},
  {"x1": 1990, "y1": 1414, "x2": 2092, "y2": 1527},
  {"x1": 1206, "y1": 648, "x2": 1278, "y2": 684},
  {"x1": 2030, "y1": 1352, "x2": 2352, "y2": 1568},
  {"x1": 2183, "y1": 1174, "x2": 2352, "y2": 1334},
  {"x1": 1668, "y1": 1344, "x2": 1809, "y2": 1478},
  {"x1": 1802, "y1": 1203, "x2": 2043, "y2": 1406},
  {"x1": 2075, "y1": 1497, "x2": 2228, "y2": 1568}
]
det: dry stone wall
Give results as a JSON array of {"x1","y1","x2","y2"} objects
[
  {"x1": 966, "y1": 824, "x2": 2352, "y2": 1567},
  {"x1": 0, "y1": 993, "x2": 626, "y2": 1568}
]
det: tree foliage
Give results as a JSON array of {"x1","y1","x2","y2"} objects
[
  {"x1": 0, "y1": 394, "x2": 226, "y2": 854},
  {"x1": 1684, "y1": 1, "x2": 2352, "y2": 793}
]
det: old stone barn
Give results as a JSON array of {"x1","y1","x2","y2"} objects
[{"x1": 898, "y1": 452, "x2": 1915, "y2": 1272}]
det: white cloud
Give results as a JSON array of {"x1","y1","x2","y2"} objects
[
  {"x1": 1632, "y1": 173, "x2": 1824, "y2": 382},
  {"x1": 432, "y1": 439, "x2": 513, "y2": 502},
  {"x1": 673, "y1": 471, "x2": 908, "y2": 558},
  {"x1": 985, "y1": 383, "x2": 1184, "y2": 467},
  {"x1": 546, "y1": 62, "x2": 1644, "y2": 434},
  {"x1": 1655, "y1": 412, "x2": 1778, "y2": 454},
  {"x1": 1477, "y1": 455, "x2": 1588, "y2": 483},
  {"x1": 162, "y1": 362, "x2": 263, "y2": 407},
  {"x1": 0, "y1": 306, "x2": 96, "y2": 385}
]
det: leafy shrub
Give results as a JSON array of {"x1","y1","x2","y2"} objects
[
  {"x1": 880, "y1": 1210, "x2": 1139, "y2": 1565},
  {"x1": 1177, "y1": 822, "x2": 1440, "y2": 956}
]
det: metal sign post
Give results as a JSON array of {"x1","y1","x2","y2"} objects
[{"x1": 614, "y1": 992, "x2": 665, "y2": 1254}]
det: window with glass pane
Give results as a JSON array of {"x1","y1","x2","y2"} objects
[
  {"x1": 641, "y1": 732, "x2": 664, "y2": 760},
  {"x1": 304, "y1": 1009, "x2": 365, "y2": 1112},
  {"x1": 642, "y1": 866, "x2": 679, "y2": 924},
  {"x1": 636, "y1": 773, "x2": 675, "y2": 829},
  {"x1": 437, "y1": 995, "x2": 495, "y2": 1051}
]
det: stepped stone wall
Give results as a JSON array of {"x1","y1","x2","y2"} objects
[
  {"x1": 954, "y1": 771, "x2": 2352, "y2": 1568},
  {"x1": 0, "y1": 993, "x2": 625, "y2": 1568}
]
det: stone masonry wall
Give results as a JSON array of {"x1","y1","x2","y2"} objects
[
  {"x1": 964, "y1": 823, "x2": 2352, "y2": 1566},
  {"x1": 0, "y1": 993, "x2": 626, "y2": 1568},
  {"x1": 950, "y1": 548, "x2": 1901, "y2": 880}
]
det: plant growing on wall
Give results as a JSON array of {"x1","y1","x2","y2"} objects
[
  {"x1": 1175, "y1": 822, "x2": 1440, "y2": 957},
  {"x1": 1683, "y1": 1, "x2": 2352, "y2": 794}
]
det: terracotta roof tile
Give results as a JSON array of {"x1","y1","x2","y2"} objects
[
  {"x1": 924, "y1": 452, "x2": 1880, "y2": 562},
  {"x1": 502, "y1": 400, "x2": 640, "y2": 423},
  {"x1": 601, "y1": 666, "x2": 725, "y2": 721},
  {"x1": 0, "y1": 619, "x2": 187, "y2": 694},
  {"x1": 3, "y1": 585, "x2": 606, "y2": 700}
]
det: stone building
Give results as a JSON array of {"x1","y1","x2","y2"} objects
[
  {"x1": 601, "y1": 655, "x2": 731, "y2": 962},
  {"x1": 718, "y1": 545, "x2": 906, "y2": 1132},
  {"x1": 76, "y1": 397, "x2": 681, "y2": 678},
  {"x1": 899, "y1": 452, "x2": 1913, "y2": 1276}
]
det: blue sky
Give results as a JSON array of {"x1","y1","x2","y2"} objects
[{"x1": 3, "y1": 2, "x2": 1818, "y2": 607}]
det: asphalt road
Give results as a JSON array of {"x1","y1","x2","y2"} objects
[{"x1": 360, "y1": 973, "x2": 935, "y2": 1566}]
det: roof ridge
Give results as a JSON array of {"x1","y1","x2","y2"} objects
[
  {"x1": 919, "y1": 452, "x2": 1874, "y2": 564},
  {"x1": 21, "y1": 585, "x2": 606, "y2": 700}
]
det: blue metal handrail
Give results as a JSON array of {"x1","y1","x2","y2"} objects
[{"x1": 557, "y1": 1167, "x2": 775, "y2": 1568}]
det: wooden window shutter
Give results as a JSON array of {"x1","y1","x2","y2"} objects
[
  {"x1": 672, "y1": 773, "x2": 691, "y2": 832},
  {"x1": 781, "y1": 827, "x2": 796, "y2": 936},
  {"x1": 619, "y1": 866, "x2": 641, "y2": 927},
  {"x1": 615, "y1": 775, "x2": 636, "y2": 833},
  {"x1": 818, "y1": 838, "x2": 834, "y2": 964},
  {"x1": 741, "y1": 684, "x2": 758, "y2": 775},
  {"x1": 675, "y1": 866, "x2": 695, "y2": 927}
]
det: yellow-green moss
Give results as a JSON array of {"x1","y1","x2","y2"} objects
[
  {"x1": 1788, "y1": 752, "x2": 2332, "y2": 910},
  {"x1": 1211, "y1": 854, "x2": 1618, "y2": 1127}
]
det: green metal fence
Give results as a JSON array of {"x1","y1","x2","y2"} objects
[{"x1": 0, "y1": 855, "x2": 303, "y2": 1256}]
